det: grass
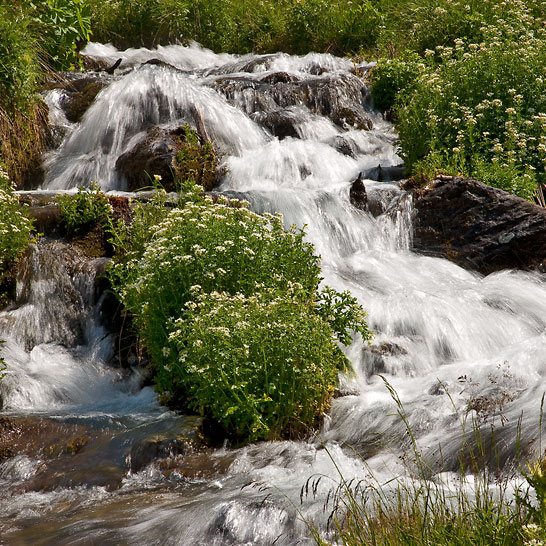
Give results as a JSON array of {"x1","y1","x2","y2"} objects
[{"x1": 301, "y1": 380, "x2": 546, "y2": 546}]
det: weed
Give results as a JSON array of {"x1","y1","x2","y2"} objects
[{"x1": 58, "y1": 182, "x2": 112, "y2": 233}]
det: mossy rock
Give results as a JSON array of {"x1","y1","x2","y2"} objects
[{"x1": 66, "y1": 81, "x2": 106, "y2": 123}]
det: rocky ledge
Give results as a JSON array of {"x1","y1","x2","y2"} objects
[{"x1": 409, "y1": 176, "x2": 546, "y2": 275}]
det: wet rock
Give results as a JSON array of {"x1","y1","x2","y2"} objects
[
  {"x1": 251, "y1": 109, "x2": 301, "y2": 139},
  {"x1": 115, "y1": 125, "x2": 218, "y2": 192},
  {"x1": 214, "y1": 72, "x2": 373, "y2": 133},
  {"x1": 349, "y1": 173, "x2": 367, "y2": 210},
  {"x1": 129, "y1": 417, "x2": 205, "y2": 473},
  {"x1": 79, "y1": 54, "x2": 109, "y2": 72},
  {"x1": 411, "y1": 176, "x2": 546, "y2": 274},
  {"x1": 0, "y1": 417, "x2": 91, "y2": 464},
  {"x1": 331, "y1": 135, "x2": 359, "y2": 157},
  {"x1": 43, "y1": 75, "x2": 108, "y2": 124},
  {"x1": 65, "y1": 81, "x2": 106, "y2": 123},
  {"x1": 361, "y1": 164, "x2": 406, "y2": 183},
  {"x1": 130, "y1": 438, "x2": 194, "y2": 473},
  {"x1": 260, "y1": 72, "x2": 300, "y2": 85}
]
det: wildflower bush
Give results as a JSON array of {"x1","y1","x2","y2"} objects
[
  {"x1": 372, "y1": 0, "x2": 546, "y2": 200},
  {"x1": 58, "y1": 183, "x2": 112, "y2": 233},
  {"x1": 109, "y1": 187, "x2": 370, "y2": 442},
  {"x1": 0, "y1": 167, "x2": 34, "y2": 279}
]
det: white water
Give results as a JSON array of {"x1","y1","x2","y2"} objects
[{"x1": 2, "y1": 42, "x2": 546, "y2": 544}]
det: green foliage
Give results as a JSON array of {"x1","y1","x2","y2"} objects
[
  {"x1": 173, "y1": 125, "x2": 218, "y2": 192},
  {"x1": 316, "y1": 287, "x2": 371, "y2": 346},
  {"x1": 0, "y1": 166, "x2": 34, "y2": 278},
  {"x1": 371, "y1": 52, "x2": 424, "y2": 113},
  {"x1": 109, "y1": 187, "x2": 370, "y2": 442},
  {"x1": 27, "y1": 0, "x2": 92, "y2": 70},
  {"x1": 58, "y1": 183, "x2": 112, "y2": 233},
  {"x1": 285, "y1": 0, "x2": 380, "y2": 55},
  {"x1": 166, "y1": 286, "x2": 346, "y2": 441},
  {"x1": 0, "y1": 5, "x2": 41, "y2": 110},
  {"x1": 88, "y1": 0, "x2": 379, "y2": 54},
  {"x1": 383, "y1": 2, "x2": 546, "y2": 200}
]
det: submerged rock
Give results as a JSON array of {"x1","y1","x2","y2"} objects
[{"x1": 410, "y1": 176, "x2": 546, "y2": 274}]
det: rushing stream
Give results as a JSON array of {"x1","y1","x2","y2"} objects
[{"x1": 1, "y1": 42, "x2": 546, "y2": 544}]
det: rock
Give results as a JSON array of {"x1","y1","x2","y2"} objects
[
  {"x1": 411, "y1": 176, "x2": 546, "y2": 274},
  {"x1": 251, "y1": 109, "x2": 301, "y2": 139},
  {"x1": 349, "y1": 173, "x2": 367, "y2": 210},
  {"x1": 65, "y1": 81, "x2": 106, "y2": 122},
  {"x1": 0, "y1": 416, "x2": 91, "y2": 464},
  {"x1": 214, "y1": 72, "x2": 373, "y2": 133},
  {"x1": 115, "y1": 125, "x2": 218, "y2": 192}
]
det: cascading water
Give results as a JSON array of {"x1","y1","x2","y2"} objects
[{"x1": 2, "y1": 41, "x2": 546, "y2": 544}]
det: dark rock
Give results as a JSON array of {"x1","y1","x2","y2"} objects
[
  {"x1": 79, "y1": 55, "x2": 109, "y2": 72},
  {"x1": 251, "y1": 109, "x2": 301, "y2": 139},
  {"x1": 65, "y1": 81, "x2": 106, "y2": 122},
  {"x1": 143, "y1": 58, "x2": 181, "y2": 71},
  {"x1": 129, "y1": 438, "x2": 194, "y2": 473},
  {"x1": 115, "y1": 125, "x2": 218, "y2": 192},
  {"x1": 411, "y1": 176, "x2": 546, "y2": 274},
  {"x1": 349, "y1": 173, "x2": 367, "y2": 210},
  {"x1": 361, "y1": 163, "x2": 406, "y2": 182},
  {"x1": 214, "y1": 72, "x2": 373, "y2": 132},
  {"x1": 0, "y1": 416, "x2": 91, "y2": 464},
  {"x1": 260, "y1": 72, "x2": 300, "y2": 85},
  {"x1": 105, "y1": 58, "x2": 122, "y2": 75}
]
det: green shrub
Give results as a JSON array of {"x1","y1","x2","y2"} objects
[
  {"x1": 0, "y1": 166, "x2": 34, "y2": 277},
  {"x1": 27, "y1": 0, "x2": 92, "y2": 70},
  {"x1": 371, "y1": 52, "x2": 425, "y2": 113},
  {"x1": 165, "y1": 286, "x2": 346, "y2": 441},
  {"x1": 0, "y1": 5, "x2": 41, "y2": 110},
  {"x1": 388, "y1": 5, "x2": 546, "y2": 200},
  {"x1": 173, "y1": 125, "x2": 218, "y2": 192},
  {"x1": 58, "y1": 183, "x2": 112, "y2": 233},
  {"x1": 109, "y1": 187, "x2": 371, "y2": 442}
]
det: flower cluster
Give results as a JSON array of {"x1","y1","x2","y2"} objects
[
  {"x1": 109, "y1": 186, "x2": 371, "y2": 442},
  {"x1": 0, "y1": 166, "x2": 33, "y2": 276},
  {"x1": 374, "y1": 0, "x2": 546, "y2": 200}
]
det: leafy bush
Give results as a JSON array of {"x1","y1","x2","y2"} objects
[
  {"x1": 166, "y1": 286, "x2": 346, "y2": 441},
  {"x1": 387, "y1": 5, "x2": 546, "y2": 199},
  {"x1": 27, "y1": 0, "x2": 92, "y2": 70},
  {"x1": 0, "y1": 5, "x2": 41, "y2": 110},
  {"x1": 173, "y1": 125, "x2": 218, "y2": 192},
  {"x1": 371, "y1": 52, "x2": 425, "y2": 113},
  {"x1": 109, "y1": 187, "x2": 371, "y2": 442},
  {"x1": 58, "y1": 183, "x2": 112, "y2": 233},
  {"x1": 0, "y1": 167, "x2": 34, "y2": 277}
]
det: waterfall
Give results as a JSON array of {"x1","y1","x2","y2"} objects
[{"x1": 1, "y1": 41, "x2": 545, "y2": 544}]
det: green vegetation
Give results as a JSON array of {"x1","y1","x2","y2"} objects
[
  {"x1": 108, "y1": 185, "x2": 371, "y2": 442},
  {"x1": 173, "y1": 125, "x2": 218, "y2": 192},
  {"x1": 87, "y1": 0, "x2": 380, "y2": 54},
  {"x1": 0, "y1": 166, "x2": 34, "y2": 283},
  {"x1": 58, "y1": 183, "x2": 112, "y2": 233},
  {"x1": 372, "y1": 0, "x2": 546, "y2": 200}
]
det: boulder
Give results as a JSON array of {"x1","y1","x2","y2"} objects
[
  {"x1": 410, "y1": 176, "x2": 546, "y2": 274},
  {"x1": 214, "y1": 72, "x2": 373, "y2": 133},
  {"x1": 251, "y1": 109, "x2": 302, "y2": 139},
  {"x1": 115, "y1": 125, "x2": 218, "y2": 192},
  {"x1": 349, "y1": 173, "x2": 368, "y2": 210}
]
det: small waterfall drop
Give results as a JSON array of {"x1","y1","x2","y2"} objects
[{"x1": 2, "y1": 41, "x2": 546, "y2": 544}]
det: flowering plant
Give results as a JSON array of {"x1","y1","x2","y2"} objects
[
  {"x1": 109, "y1": 185, "x2": 371, "y2": 442},
  {"x1": 0, "y1": 166, "x2": 34, "y2": 279}
]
